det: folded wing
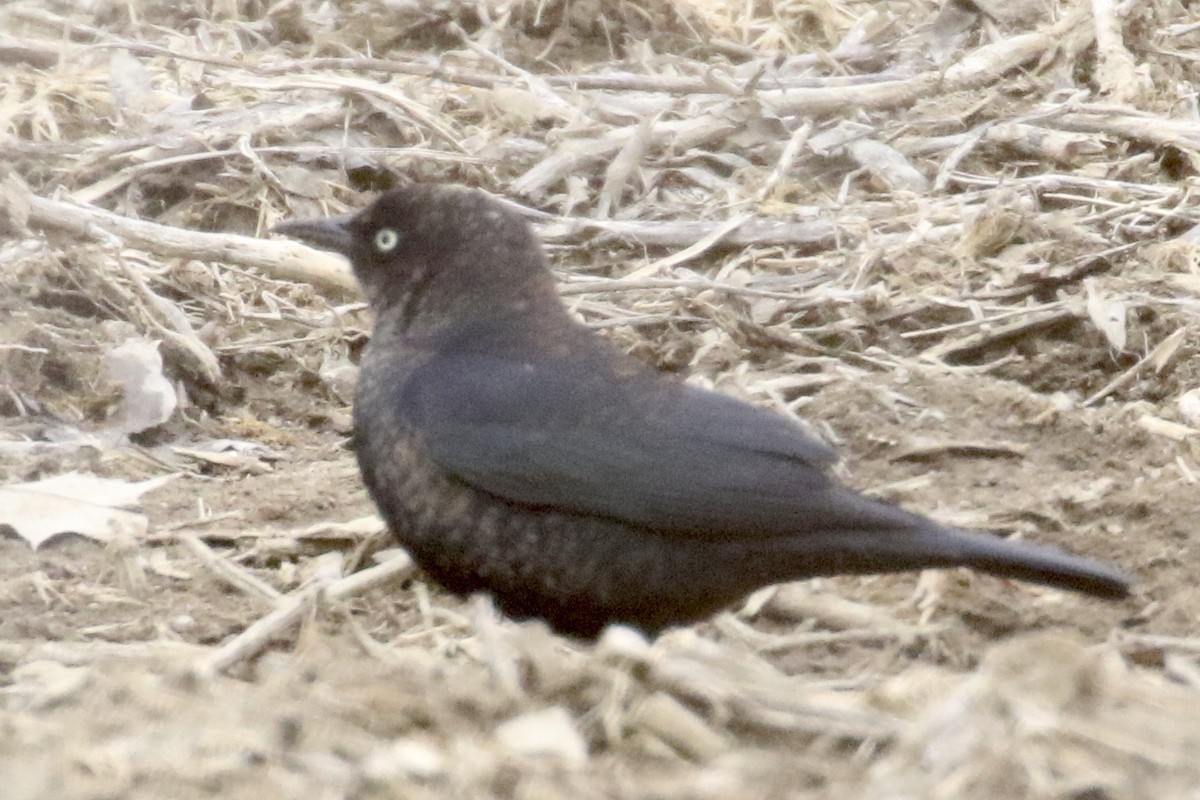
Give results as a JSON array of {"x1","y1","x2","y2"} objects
[{"x1": 401, "y1": 349, "x2": 921, "y2": 539}]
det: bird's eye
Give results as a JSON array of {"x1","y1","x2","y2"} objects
[{"x1": 374, "y1": 228, "x2": 401, "y2": 253}]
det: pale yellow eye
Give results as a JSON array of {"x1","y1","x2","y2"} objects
[{"x1": 374, "y1": 228, "x2": 401, "y2": 252}]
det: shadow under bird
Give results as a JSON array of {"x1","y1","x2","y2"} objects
[{"x1": 274, "y1": 185, "x2": 1130, "y2": 638}]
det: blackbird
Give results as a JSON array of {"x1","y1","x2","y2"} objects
[{"x1": 275, "y1": 185, "x2": 1130, "y2": 638}]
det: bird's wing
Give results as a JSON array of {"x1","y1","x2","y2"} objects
[{"x1": 400, "y1": 349, "x2": 908, "y2": 539}]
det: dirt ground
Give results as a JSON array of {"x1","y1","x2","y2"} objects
[{"x1": 3, "y1": 1, "x2": 1200, "y2": 798}]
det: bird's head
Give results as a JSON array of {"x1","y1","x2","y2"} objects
[{"x1": 274, "y1": 184, "x2": 558, "y2": 335}]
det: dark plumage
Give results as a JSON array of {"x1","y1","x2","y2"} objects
[{"x1": 275, "y1": 184, "x2": 1130, "y2": 638}]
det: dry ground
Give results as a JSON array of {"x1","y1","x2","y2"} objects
[{"x1": 3, "y1": 1, "x2": 1200, "y2": 798}]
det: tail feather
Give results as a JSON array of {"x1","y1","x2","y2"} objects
[
  {"x1": 936, "y1": 526, "x2": 1128, "y2": 598},
  {"x1": 779, "y1": 523, "x2": 1130, "y2": 599}
]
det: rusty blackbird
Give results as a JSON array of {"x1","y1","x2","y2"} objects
[{"x1": 275, "y1": 185, "x2": 1129, "y2": 638}]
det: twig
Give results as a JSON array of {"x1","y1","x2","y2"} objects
[
  {"x1": 921, "y1": 307, "x2": 1081, "y2": 362},
  {"x1": 12, "y1": 180, "x2": 357, "y2": 295},
  {"x1": 195, "y1": 550, "x2": 416, "y2": 677},
  {"x1": 1083, "y1": 328, "x2": 1187, "y2": 406},
  {"x1": 179, "y1": 534, "x2": 283, "y2": 602}
]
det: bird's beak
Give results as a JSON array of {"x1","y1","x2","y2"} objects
[{"x1": 272, "y1": 214, "x2": 355, "y2": 257}]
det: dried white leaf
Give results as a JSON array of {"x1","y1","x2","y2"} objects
[
  {"x1": 495, "y1": 707, "x2": 588, "y2": 765},
  {"x1": 0, "y1": 472, "x2": 175, "y2": 549},
  {"x1": 362, "y1": 738, "x2": 446, "y2": 782},
  {"x1": 1178, "y1": 389, "x2": 1200, "y2": 427},
  {"x1": 104, "y1": 338, "x2": 177, "y2": 434}
]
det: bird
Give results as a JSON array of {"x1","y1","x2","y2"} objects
[{"x1": 274, "y1": 184, "x2": 1130, "y2": 638}]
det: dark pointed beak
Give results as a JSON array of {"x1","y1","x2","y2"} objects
[{"x1": 273, "y1": 214, "x2": 355, "y2": 257}]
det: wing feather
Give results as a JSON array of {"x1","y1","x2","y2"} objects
[{"x1": 400, "y1": 351, "x2": 903, "y2": 539}]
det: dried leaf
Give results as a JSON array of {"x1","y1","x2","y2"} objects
[
  {"x1": 0, "y1": 472, "x2": 175, "y2": 549},
  {"x1": 103, "y1": 338, "x2": 177, "y2": 434},
  {"x1": 1178, "y1": 389, "x2": 1200, "y2": 428},
  {"x1": 495, "y1": 707, "x2": 588, "y2": 765}
]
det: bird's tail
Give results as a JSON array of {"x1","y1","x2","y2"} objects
[{"x1": 774, "y1": 516, "x2": 1130, "y2": 599}]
